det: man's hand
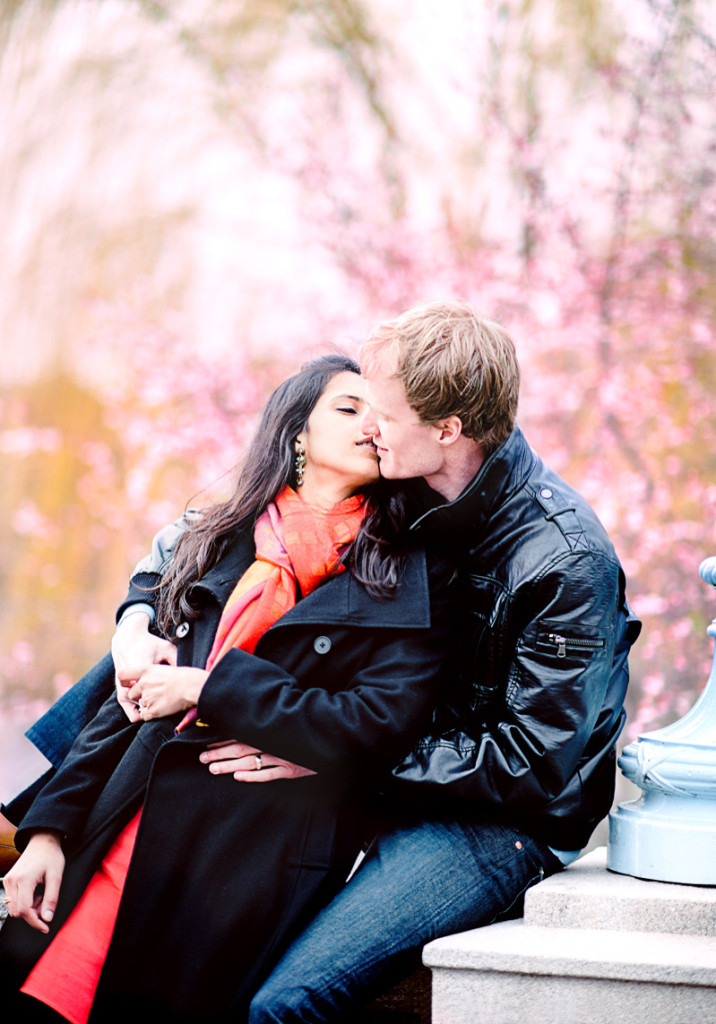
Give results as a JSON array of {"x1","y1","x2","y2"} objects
[
  {"x1": 121, "y1": 665, "x2": 208, "y2": 719},
  {"x1": 200, "y1": 740, "x2": 316, "y2": 782},
  {"x1": 2, "y1": 831, "x2": 65, "y2": 933},
  {"x1": 111, "y1": 612, "x2": 177, "y2": 722}
]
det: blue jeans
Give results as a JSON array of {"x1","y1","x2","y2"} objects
[
  {"x1": 25, "y1": 653, "x2": 115, "y2": 767},
  {"x1": 2, "y1": 655, "x2": 115, "y2": 825},
  {"x1": 248, "y1": 815, "x2": 563, "y2": 1023}
]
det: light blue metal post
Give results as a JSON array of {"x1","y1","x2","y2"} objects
[{"x1": 608, "y1": 557, "x2": 716, "y2": 884}]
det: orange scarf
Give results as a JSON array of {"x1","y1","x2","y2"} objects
[{"x1": 207, "y1": 485, "x2": 366, "y2": 665}]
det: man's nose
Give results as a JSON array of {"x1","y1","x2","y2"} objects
[{"x1": 361, "y1": 406, "x2": 377, "y2": 436}]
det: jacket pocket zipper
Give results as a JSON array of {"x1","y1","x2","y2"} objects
[{"x1": 546, "y1": 633, "x2": 605, "y2": 659}]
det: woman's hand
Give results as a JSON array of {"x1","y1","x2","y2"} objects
[
  {"x1": 3, "y1": 831, "x2": 65, "y2": 933},
  {"x1": 199, "y1": 740, "x2": 316, "y2": 782},
  {"x1": 112, "y1": 612, "x2": 177, "y2": 723},
  {"x1": 121, "y1": 665, "x2": 208, "y2": 720}
]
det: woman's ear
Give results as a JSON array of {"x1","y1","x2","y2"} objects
[{"x1": 294, "y1": 433, "x2": 307, "y2": 486}]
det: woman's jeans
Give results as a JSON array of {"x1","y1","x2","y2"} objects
[{"x1": 248, "y1": 814, "x2": 563, "y2": 1023}]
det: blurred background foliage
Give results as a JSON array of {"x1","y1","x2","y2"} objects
[{"x1": 1, "y1": 0, "x2": 715, "y2": 792}]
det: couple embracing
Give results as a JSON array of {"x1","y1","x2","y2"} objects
[{"x1": 0, "y1": 300, "x2": 639, "y2": 1022}]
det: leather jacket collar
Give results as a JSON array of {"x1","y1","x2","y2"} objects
[{"x1": 409, "y1": 427, "x2": 535, "y2": 538}]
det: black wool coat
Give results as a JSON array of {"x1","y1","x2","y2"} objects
[{"x1": 0, "y1": 530, "x2": 453, "y2": 1022}]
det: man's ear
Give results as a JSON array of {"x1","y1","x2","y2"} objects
[{"x1": 434, "y1": 416, "x2": 463, "y2": 446}]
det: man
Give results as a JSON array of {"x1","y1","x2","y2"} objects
[
  {"x1": 245, "y1": 300, "x2": 639, "y2": 1021},
  {"x1": 3, "y1": 300, "x2": 639, "y2": 1021}
]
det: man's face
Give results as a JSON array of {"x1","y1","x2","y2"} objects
[{"x1": 361, "y1": 354, "x2": 446, "y2": 483}]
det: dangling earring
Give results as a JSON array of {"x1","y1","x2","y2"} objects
[{"x1": 294, "y1": 443, "x2": 306, "y2": 486}]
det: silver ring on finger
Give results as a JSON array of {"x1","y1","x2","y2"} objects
[{"x1": 254, "y1": 754, "x2": 262, "y2": 771}]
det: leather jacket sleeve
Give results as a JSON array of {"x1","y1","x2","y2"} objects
[
  {"x1": 391, "y1": 551, "x2": 640, "y2": 811},
  {"x1": 130, "y1": 513, "x2": 195, "y2": 577}
]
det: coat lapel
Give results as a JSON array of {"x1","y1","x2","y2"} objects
[
  {"x1": 189, "y1": 529, "x2": 256, "y2": 610},
  {"x1": 270, "y1": 547, "x2": 431, "y2": 630}
]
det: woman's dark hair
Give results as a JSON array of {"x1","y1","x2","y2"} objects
[{"x1": 156, "y1": 354, "x2": 410, "y2": 635}]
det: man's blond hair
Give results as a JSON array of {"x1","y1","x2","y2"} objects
[{"x1": 362, "y1": 300, "x2": 520, "y2": 450}]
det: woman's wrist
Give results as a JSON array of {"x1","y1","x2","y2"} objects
[
  {"x1": 27, "y1": 829, "x2": 64, "y2": 848},
  {"x1": 183, "y1": 669, "x2": 208, "y2": 707}
]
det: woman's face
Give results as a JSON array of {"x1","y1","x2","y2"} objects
[{"x1": 296, "y1": 371, "x2": 380, "y2": 498}]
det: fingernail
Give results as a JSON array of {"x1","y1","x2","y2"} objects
[{"x1": 199, "y1": 755, "x2": 207, "y2": 763}]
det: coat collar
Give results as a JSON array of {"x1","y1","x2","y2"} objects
[
  {"x1": 409, "y1": 426, "x2": 536, "y2": 539},
  {"x1": 191, "y1": 527, "x2": 431, "y2": 630},
  {"x1": 276, "y1": 546, "x2": 430, "y2": 630},
  {"x1": 195, "y1": 529, "x2": 256, "y2": 607}
]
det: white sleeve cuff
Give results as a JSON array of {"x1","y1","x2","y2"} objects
[{"x1": 117, "y1": 602, "x2": 156, "y2": 626}]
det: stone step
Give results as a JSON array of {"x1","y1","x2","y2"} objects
[
  {"x1": 426, "y1": 926, "x2": 716, "y2": 1024},
  {"x1": 524, "y1": 846, "x2": 716, "y2": 936},
  {"x1": 423, "y1": 847, "x2": 716, "y2": 1024},
  {"x1": 425, "y1": 918, "x2": 716, "y2": 987}
]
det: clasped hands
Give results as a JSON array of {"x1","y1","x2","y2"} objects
[
  {"x1": 117, "y1": 665, "x2": 314, "y2": 782},
  {"x1": 113, "y1": 613, "x2": 313, "y2": 784}
]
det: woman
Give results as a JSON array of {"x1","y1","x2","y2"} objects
[{"x1": 0, "y1": 355, "x2": 453, "y2": 1023}]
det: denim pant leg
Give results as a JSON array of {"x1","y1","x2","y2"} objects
[{"x1": 248, "y1": 817, "x2": 562, "y2": 1024}]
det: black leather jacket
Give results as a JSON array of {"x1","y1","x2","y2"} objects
[{"x1": 391, "y1": 427, "x2": 641, "y2": 850}]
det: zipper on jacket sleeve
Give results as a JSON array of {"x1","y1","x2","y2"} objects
[{"x1": 546, "y1": 633, "x2": 605, "y2": 659}]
